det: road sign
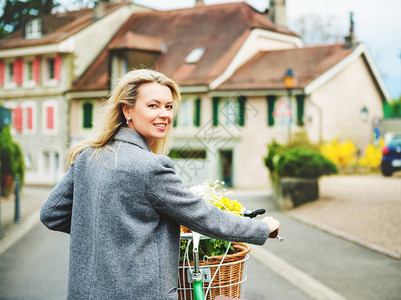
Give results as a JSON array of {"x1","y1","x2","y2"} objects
[{"x1": 273, "y1": 98, "x2": 292, "y2": 118}]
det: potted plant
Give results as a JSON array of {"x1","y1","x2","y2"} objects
[{"x1": 264, "y1": 136, "x2": 337, "y2": 210}]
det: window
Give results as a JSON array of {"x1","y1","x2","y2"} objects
[
  {"x1": 175, "y1": 97, "x2": 201, "y2": 128},
  {"x1": 47, "y1": 58, "x2": 55, "y2": 79},
  {"x1": 217, "y1": 97, "x2": 246, "y2": 127},
  {"x1": 27, "y1": 60, "x2": 33, "y2": 81},
  {"x1": 42, "y1": 101, "x2": 57, "y2": 135},
  {"x1": 7, "y1": 62, "x2": 14, "y2": 83},
  {"x1": 185, "y1": 48, "x2": 205, "y2": 64},
  {"x1": 296, "y1": 95, "x2": 305, "y2": 126},
  {"x1": 44, "y1": 55, "x2": 62, "y2": 83},
  {"x1": 83, "y1": 102, "x2": 93, "y2": 129},
  {"x1": 25, "y1": 18, "x2": 42, "y2": 39}
]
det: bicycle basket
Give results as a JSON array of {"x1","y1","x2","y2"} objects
[{"x1": 178, "y1": 243, "x2": 250, "y2": 300}]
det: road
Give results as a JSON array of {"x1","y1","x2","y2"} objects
[{"x1": 1, "y1": 183, "x2": 401, "y2": 299}]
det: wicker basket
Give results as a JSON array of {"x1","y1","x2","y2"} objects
[{"x1": 178, "y1": 243, "x2": 250, "y2": 300}]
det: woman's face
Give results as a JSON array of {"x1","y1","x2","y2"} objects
[{"x1": 123, "y1": 82, "x2": 174, "y2": 147}]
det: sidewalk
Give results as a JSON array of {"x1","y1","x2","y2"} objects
[{"x1": 0, "y1": 185, "x2": 52, "y2": 255}]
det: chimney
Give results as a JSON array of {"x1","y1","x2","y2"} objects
[
  {"x1": 269, "y1": 0, "x2": 287, "y2": 28},
  {"x1": 195, "y1": 0, "x2": 204, "y2": 6},
  {"x1": 93, "y1": 2, "x2": 105, "y2": 21},
  {"x1": 344, "y1": 12, "x2": 356, "y2": 48}
]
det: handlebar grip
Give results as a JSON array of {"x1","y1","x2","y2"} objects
[{"x1": 243, "y1": 208, "x2": 266, "y2": 219}]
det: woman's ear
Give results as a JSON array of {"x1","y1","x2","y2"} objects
[{"x1": 122, "y1": 104, "x2": 130, "y2": 119}]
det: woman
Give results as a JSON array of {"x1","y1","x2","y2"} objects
[{"x1": 40, "y1": 69, "x2": 279, "y2": 300}]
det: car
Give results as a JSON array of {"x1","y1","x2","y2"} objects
[{"x1": 381, "y1": 134, "x2": 401, "y2": 176}]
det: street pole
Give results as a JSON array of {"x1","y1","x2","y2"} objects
[
  {"x1": 14, "y1": 176, "x2": 21, "y2": 223},
  {"x1": 287, "y1": 88, "x2": 292, "y2": 144}
]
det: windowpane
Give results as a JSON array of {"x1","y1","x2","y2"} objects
[
  {"x1": 8, "y1": 62, "x2": 14, "y2": 83},
  {"x1": 27, "y1": 61, "x2": 33, "y2": 81},
  {"x1": 47, "y1": 58, "x2": 55, "y2": 79}
]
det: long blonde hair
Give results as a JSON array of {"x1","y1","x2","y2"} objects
[{"x1": 68, "y1": 69, "x2": 181, "y2": 166}]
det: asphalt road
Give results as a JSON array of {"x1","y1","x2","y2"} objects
[{"x1": 0, "y1": 222, "x2": 312, "y2": 300}]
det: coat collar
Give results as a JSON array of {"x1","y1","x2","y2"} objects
[{"x1": 114, "y1": 127, "x2": 151, "y2": 152}]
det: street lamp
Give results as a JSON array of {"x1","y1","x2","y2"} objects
[{"x1": 283, "y1": 68, "x2": 296, "y2": 143}]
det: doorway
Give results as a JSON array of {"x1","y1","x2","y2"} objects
[{"x1": 219, "y1": 150, "x2": 233, "y2": 187}]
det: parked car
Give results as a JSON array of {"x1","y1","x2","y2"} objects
[{"x1": 381, "y1": 134, "x2": 401, "y2": 176}]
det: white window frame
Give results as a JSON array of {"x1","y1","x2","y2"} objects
[
  {"x1": 25, "y1": 18, "x2": 42, "y2": 39},
  {"x1": 4, "y1": 60, "x2": 16, "y2": 89},
  {"x1": 42, "y1": 56, "x2": 58, "y2": 87},
  {"x1": 220, "y1": 98, "x2": 239, "y2": 127},
  {"x1": 22, "y1": 101, "x2": 37, "y2": 135},
  {"x1": 42, "y1": 100, "x2": 58, "y2": 135},
  {"x1": 23, "y1": 58, "x2": 36, "y2": 88},
  {"x1": 179, "y1": 98, "x2": 195, "y2": 128}
]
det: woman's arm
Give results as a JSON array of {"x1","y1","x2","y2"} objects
[
  {"x1": 146, "y1": 156, "x2": 271, "y2": 245},
  {"x1": 40, "y1": 164, "x2": 74, "y2": 234}
]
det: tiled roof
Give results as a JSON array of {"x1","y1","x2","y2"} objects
[
  {"x1": 108, "y1": 32, "x2": 165, "y2": 52},
  {"x1": 216, "y1": 44, "x2": 354, "y2": 90},
  {"x1": 0, "y1": 1, "x2": 129, "y2": 49},
  {"x1": 71, "y1": 2, "x2": 299, "y2": 91}
]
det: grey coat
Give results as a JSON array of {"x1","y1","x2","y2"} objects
[{"x1": 40, "y1": 127, "x2": 270, "y2": 300}]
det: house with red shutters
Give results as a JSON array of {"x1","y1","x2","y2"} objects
[
  {"x1": 0, "y1": 1, "x2": 150, "y2": 184},
  {"x1": 0, "y1": 1, "x2": 390, "y2": 188}
]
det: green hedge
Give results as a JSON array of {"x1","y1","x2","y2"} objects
[{"x1": 264, "y1": 137, "x2": 337, "y2": 179}]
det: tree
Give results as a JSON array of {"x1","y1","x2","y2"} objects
[
  {"x1": 289, "y1": 13, "x2": 343, "y2": 45},
  {"x1": 0, "y1": 0, "x2": 60, "y2": 39}
]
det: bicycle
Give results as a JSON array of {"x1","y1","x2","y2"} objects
[{"x1": 179, "y1": 209, "x2": 283, "y2": 300}]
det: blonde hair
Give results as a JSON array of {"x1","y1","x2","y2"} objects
[{"x1": 67, "y1": 69, "x2": 181, "y2": 166}]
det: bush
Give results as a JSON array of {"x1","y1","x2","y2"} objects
[
  {"x1": 0, "y1": 125, "x2": 25, "y2": 188},
  {"x1": 275, "y1": 147, "x2": 338, "y2": 179}
]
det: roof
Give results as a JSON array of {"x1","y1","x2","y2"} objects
[
  {"x1": 216, "y1": 44, "x2": 354, "y2": 90},
  {"x1": 71, "y1": 2, "x2": 299, "y2": 91},
  {"x1": 0, "y1": 1, "x2": 129, "y2": 50}
]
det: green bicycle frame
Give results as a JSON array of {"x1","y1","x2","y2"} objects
[{"x1": 191, "y1": 232, "x2": 204, "y2": 300}]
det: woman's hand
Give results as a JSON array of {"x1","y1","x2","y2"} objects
[{"x1": 262, "y1": 216, "x2": 280, "y2": 238}]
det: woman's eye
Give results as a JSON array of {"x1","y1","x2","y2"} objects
[
  {"x1": 149, "y1": 104, "x2": 157, "y2": 108},
  {"x1": 166, "y1": 105, "x2": 173, "y2": 110}
]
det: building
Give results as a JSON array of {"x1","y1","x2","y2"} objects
[
  {"x1": 0, "y1": 1, "x2": 150, "y2": 184},
  {"x1": 1, "y1": 1, "x2": 390, "y2": 188}
]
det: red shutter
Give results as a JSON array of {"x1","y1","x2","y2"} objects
[
  {"x1": 54, "y1": 55, "x2": 61, "y2": 81},
  {"x1": 33, "y1": 57, "x2": 40, "y2": 83},
  {"x1": 13, "y1": 59, "x2": 23, "y2": 85},
  {"x1": 46, "y1": 106, "x2": 54, "y2": 130},
  {"x1": 0, "y1": 61, "x2": 4, "y2": 86},
  {"x1": 14, "y1": 106, "x2": 23, "y2": 132},
  {"x1": 26, "y1": 107, "x2": 33, "y2": 130}
]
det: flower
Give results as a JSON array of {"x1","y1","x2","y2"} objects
[{"x1": 180, "y1": 180, "x2": 245, "y2": 260}]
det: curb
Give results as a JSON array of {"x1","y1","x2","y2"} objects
[
  {"x1": 249, "y1": 245, "x2": 347, "y2": 300},
  {"x1": 287, "y1": 213, "x2": 401, "y2": 260},
  {"x1": 0, "y1": 209, "x2": 41, "y2": 256}
]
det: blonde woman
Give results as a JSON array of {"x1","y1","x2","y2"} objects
[{"x1": 40, "y1": 69, "x2": 279, "y2": 300}]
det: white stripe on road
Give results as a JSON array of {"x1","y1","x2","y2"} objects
[
  {"x1": 250, "y1": 245, "x2": 347, "y2": 300},
  {"x1": 0, "y1": 209, "x2": 41, "y2": 256}
]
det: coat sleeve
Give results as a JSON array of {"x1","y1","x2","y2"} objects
[
  {"x1": 40, "y1": 164, "x2": 74, "y2": 234},
  {"x1": 145, "y1": 156, "x2": 270, "y2": 245}
]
